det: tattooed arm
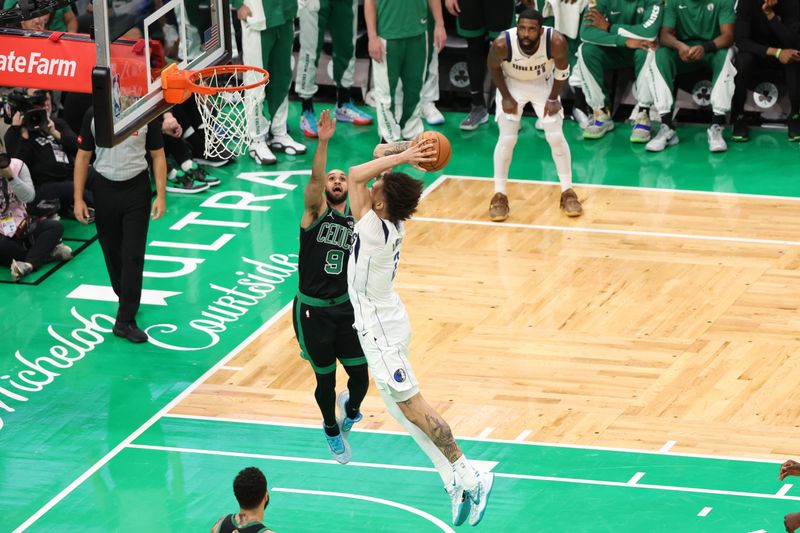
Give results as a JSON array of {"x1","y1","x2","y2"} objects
[{"x1": 372, "y1": 141, "x2": 413, "y2": 158}]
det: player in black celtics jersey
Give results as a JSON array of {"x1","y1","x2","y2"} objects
[
  {"x1": 211, "y1": 467, "x2": 274, "y2": 533},
  {"x1": 293, "y1": 109, "x2": 369, "y2": 464}
]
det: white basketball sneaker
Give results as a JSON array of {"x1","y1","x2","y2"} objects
[
  {"x1": 248, "y1": 139, "x2": 277, "y2": 165},
  {"x1": 446, "y1": 476, "x2": 470, "y2": 526},
  {"x1": 466, "y1": 471, "x2": 494, "y2": 526}
]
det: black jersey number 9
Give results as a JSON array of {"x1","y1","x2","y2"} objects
[{"x1": 325, "y1": 250, "x2": 345, "y2": 275}]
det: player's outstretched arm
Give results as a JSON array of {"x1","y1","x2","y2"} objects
[
  {"x1": 348, "y1": 142, "x2": 436, "y2": 221},
  {"x1": 302, "y1": 110, "x2": 336, "y2": 228}
]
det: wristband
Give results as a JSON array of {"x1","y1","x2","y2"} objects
[
  {"x1": 546, "y1": 98, "x2": 560, "y2": 103},
  {"x1": 776, "y1": 48, "x2": 783, "y2": 59},
  {"x1": 702, "y1": 41, "x2": 717, "y2": 53},
  {"x1": 554, "y1": 66, "x2": 570, "y2": 80}
]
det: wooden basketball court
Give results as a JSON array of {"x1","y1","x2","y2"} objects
[{"x1": 175, "y1": 175, "x2": 800, "y2": 460}]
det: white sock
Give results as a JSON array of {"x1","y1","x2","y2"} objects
[
  {"x1": 180, "y1": 159, "x2": 194, "y2": 172},
  {"x1": 452, "y1": 455, "x2": 479, "y2": 491},
  {"x1": 378, "y1": 389, "x2": 455, "y2": 487},
  {"x1": 494, "y1": 177, "x2": 507, "y2": 195}
]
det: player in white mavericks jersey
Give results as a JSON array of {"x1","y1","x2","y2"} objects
[
  {"x1": 488, "y1": 8, "x2": 583, "y2": 222},
  {"x1": 346, "y1": 142, "x2": 495, "y2": 527}
]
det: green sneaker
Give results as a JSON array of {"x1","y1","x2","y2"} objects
[{"x1": 167, "y1": 169, "x2": 210, "y2": 194}]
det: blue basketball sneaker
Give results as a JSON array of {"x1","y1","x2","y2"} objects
[
  {"x1": 300, "y1": 109, "x2": 318, "y2": 138},
  {"x1": 446, "y1": 476, "x2": 470, "y2": 526},
  {"x1": 467, "y1": 471, "x2": 494, "y2": 526},
  {"x1": 336, "y1": 390, "x2": 362, "y2": 439},
  {"x1": 323, "y1": 423, "x2": 351, "y2": 464},
  {"x1": 335, "y1": 101, "x2": 373, "y2": 125}
]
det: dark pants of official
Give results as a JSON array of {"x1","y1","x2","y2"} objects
[
  {"x1": 0, "y1": 219, "x2": 63, "y2": 268},
  {"x1": 92, "y1": 169, "x2": 151, "y2": 323},
  {"x1": 732, "y1": 50, "x2": 800, "y2": 116}
]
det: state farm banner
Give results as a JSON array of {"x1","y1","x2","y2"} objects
[
  {"x1": 0, "y1": 33, "x2": 94, "y2": 93},
  {"x1": 0, "y1": 32, "x2": 164, "y2": 95}
]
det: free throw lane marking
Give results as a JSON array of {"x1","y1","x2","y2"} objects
[
  {"x1": 627, "y1": 472, "x2": 646, "y2": 485},
  {"x1": 698, "y1": 507, "x2": 712, "y2": 517},
  {"x1": 777, "y1": 484, "x2": 793, "y2": 497}
]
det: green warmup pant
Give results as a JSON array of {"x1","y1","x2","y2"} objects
[
  {"x1": 647, "y1": 44, "x2": 736, "y2": 115},
  {"x1": 372, "y1": 33, "x2": 428, "y2": 142},
  {"x1": 242, "y1": 21, "x2": 294, "y2": 136},
  {"x1": 577, "y1": 43, "x2": 649, "y2": 110},
  {"x1": 295, "y1": 0, "x2": 357, "y2": 99}
]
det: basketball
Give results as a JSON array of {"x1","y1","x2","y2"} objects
[{"x1": 414, "y1": 131, "x2": 452, "y2": 172}]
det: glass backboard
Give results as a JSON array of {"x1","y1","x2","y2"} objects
[{"x1": 92, "y1": 0, "x2": 231, "y2": 146}]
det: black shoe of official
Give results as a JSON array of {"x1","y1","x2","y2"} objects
[
  {"x1": 788, "y1": 114, "x2": 800, "y2": 142},
  {"x1": 113, "y1": 321, "x2": 148, "y2": 343},
  {"x1": 732, "y1": 115, "x2": 749, "y2": 142}
]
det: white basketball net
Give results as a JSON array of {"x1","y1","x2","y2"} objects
[{"x1": 192, "y1": 68, "x2": 268, "y2": 158}]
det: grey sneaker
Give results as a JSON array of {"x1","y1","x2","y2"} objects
[
  {"x1": 707, "y1": 124, "x2": 728, "y2": 152},
  {"x1": 10, "y1": 259, "x2": 33, "y2": 282},
  {"x1": 460, "y1": 105, "x2": 488, "y2": 131},
  {"x1": 583, "y1": 111, "x2": 614, "y2": 140},
  {"x1": 630, "y1": 111, "x2": 652, "y2": 143},
  {"x1": 50, "y1": 243, "x2": 73, "y2": 262},
  {"x1": 646, "y1": 124, "x2": 679, "y2": 152}
]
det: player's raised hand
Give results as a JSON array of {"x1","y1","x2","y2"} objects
[
  {"x1": 780, "y1": 460, "x2": 800, "y2": 480},
  {"x1": 403, "y1": 139, "x2": 437, "y2": 171},
  {"x1": 317, "y1": 109, "x2": 336, "y2": 141}
]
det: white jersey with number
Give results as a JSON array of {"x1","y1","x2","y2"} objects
[
  {"x1": 501, "y1": 26, "x2": 554, "y2": 82},
  {"x1": 347, "y1": 210, "x2": 411, "y2": 347}
]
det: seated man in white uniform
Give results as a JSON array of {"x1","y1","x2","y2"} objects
[
  {"x1": 488, "y1": 8, "x2": 583, "y2": 222},
  {"x1": 346, "y1": 142, "x2": 495, "y2": 527}
]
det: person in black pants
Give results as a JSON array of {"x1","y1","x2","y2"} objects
[
  {"x1": 445, "y1": 0, "x2": 518, "y2": 130},
  {"x1": 0, "y1": 155, "x2": 71, "y2": 282},
  {"x1": 4, "y1": 89, "x2": 93, "y2": 217},
  {"x1": 73, "y1": 109, "x2": 167, "y2": 343},
  {"x1": 732, "y1": 0, "x2": 800, "y2": 142}
]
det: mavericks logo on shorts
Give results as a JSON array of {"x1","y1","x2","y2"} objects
[{"x1": 393, "y1": 368, "x2": 406, "y2": 383}]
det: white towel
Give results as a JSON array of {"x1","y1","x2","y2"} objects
[{"x1": 543, "y1": 0, "x2": 588, "y2": 40}]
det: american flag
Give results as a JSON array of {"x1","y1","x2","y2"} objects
[{"x1": 203, "y1": 25, "x2": 220, "y2": 51}]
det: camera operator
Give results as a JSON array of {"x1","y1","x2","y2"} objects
[
  {"x1": 0, "y1": 152, "x2": 72, "y2": 282},
  {"x1": 3, "y1": 88, "x2": 93, "y2": 218}
]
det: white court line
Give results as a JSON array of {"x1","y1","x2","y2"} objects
[
  {"x1": 219, "y1": 365, "x2": 243, "y2": 371},
  {"x1": 628, "y1": 472, "x2": 646, "y2": 485},
  {"x1": 162, "y1": 413, "x2": 787, "y2": 465},
  {"x1": 515, "y1": 430, "x2": 533, "y2": 442},
  {"x1": 477, "y1": 427, "x2": 495, "y2": 439},
  {"x1": 126, "y1": 443, "x2": 800, "y2": 503},
  {"x1": 272, "y1": 488, "x2": 455, "y2": 533},
  {"x1": 777, "y1": 484, "x2": 793, "y2": 497},
  {"x1": 443, "y1": 174, "x2": 800, "y2": 203},
  {"x1": 413, "y1": 216, "x2": 800, "y2": 248},
  {"x1": 13, "y1": 302, "x2": 294, "y2": 533},
  {"x1": 660, "y1": 440, "x2": 677, "y2": 453},
  {"x1": 698, "y1": 507, "x2": 712, "y2": 517},
  {"x1": 13, "y1": 175, "x2": 449, "y2": 532}
]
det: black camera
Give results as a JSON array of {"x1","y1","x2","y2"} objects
[{"x1": 0, "y1": 89, "x2": 49, "y2": 132}]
